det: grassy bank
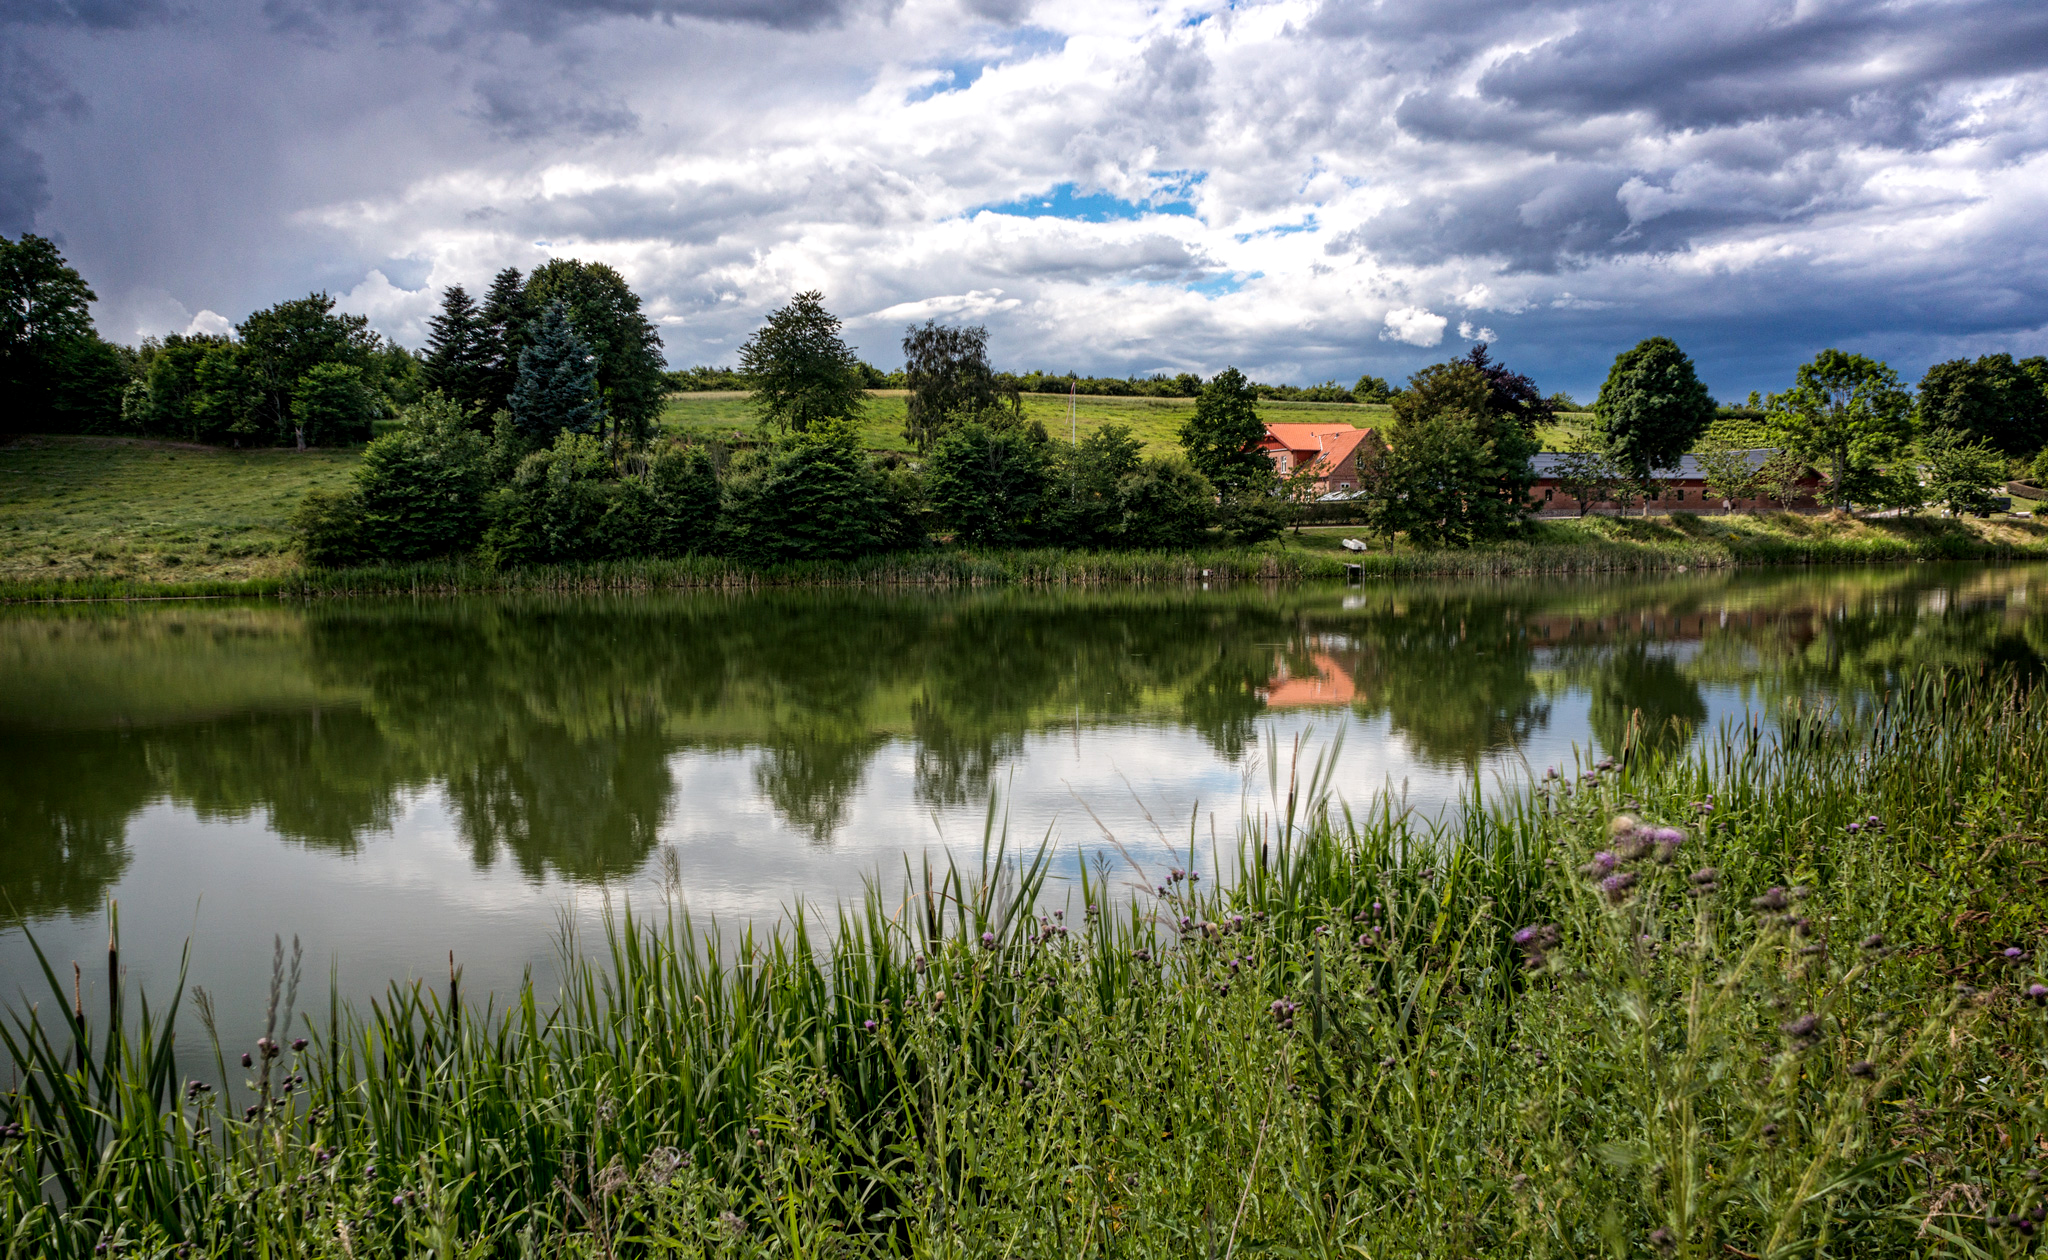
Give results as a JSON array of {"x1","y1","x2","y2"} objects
[
  {"x1": 6, "y1": 669, "x2": 2048, "y2": 1256},
  {"x1": 7, "y1": 433, "x2": 2048, "y2": 603}
]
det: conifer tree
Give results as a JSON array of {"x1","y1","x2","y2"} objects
[
  {"x1": 509, "y1": 300, "x2": 603, "y2": 443},
  {"x1": 422, "y1": 285, "x2": 490, "y2": 417},
  {"x1": 479, "y1": 267, "x2": 530, "y2": 417}
]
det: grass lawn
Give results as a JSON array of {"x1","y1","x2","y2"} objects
[
  {"x1": 0, "y1": 436, "x2": 359, "y2": 585},
  {"x1": 661, "y1": 389, "x2": 1387, "y2": 454}
]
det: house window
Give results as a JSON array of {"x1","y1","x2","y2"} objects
[
  {"x1": 1676, "y1": 489, "x2": 1685, "y2": 502},
  {"x1": 1544, "y1": 488, "x2": 1554, "y2": 501}
]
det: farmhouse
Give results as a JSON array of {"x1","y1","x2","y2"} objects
[
  {"x1": 1530, "y1": 449, "x2": 1823, "y2": 516},
  {"x1": 1256, "y1": 422, "x2": 1381, "y2": 495}
]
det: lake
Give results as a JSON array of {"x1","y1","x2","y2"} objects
[{"x1": 4, "y1": 563, "x2": 2045, "y2": 1049}]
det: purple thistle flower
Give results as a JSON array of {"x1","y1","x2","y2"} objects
[
  {"x1": 1780, "y1": 1012, "x2": 1820, "y2": 1038},
  {"x1": 980, "y1": 931, "x2": 997, "y2": 949},
  {"x1": 291, "y1": 1037, "x2": 308, "y2": 1052},
  {"x1": 2028, "y1": 985, "x2": 2048, "y2": 1003},
  {"x1": 2006, "y1": 947, "x2": 2025, "y2": 960},
  {"x1": 1600, "y1": 871, "x2": 1638, "y2": 903},
  {"x1": 862, "y1": 1019, "x2": 877, "y2": 1032}
]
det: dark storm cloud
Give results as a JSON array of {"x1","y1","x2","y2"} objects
[{"x1": 473, "y1": 77, "x2": 640, "y2": 139}]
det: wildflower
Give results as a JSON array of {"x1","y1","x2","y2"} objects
[
  {"x1": 912, "y1": 955, "x2": 927, "y2": 974},
  {"x1": 1609, "y1": 814, "x2": 1639, "y2": 837},
  {"x1": 862, "y1": 1020, "x2": 877, "y2": 1032},
  {"x1": 1847, "y1": 1060, "x2": 1876, "y2": 1078},
  {"x1": 392, "y1": 1194, "x2": 406, "y2": 1209},
  {"x1": 1132, "y1": 949, "x2": 1151, "y2": 963},
  {"x1": 1780, "y1": 1012, "x2": 1821, "y2": 1049},
  {"x1": 1651, "y1": 827, "x2": 1686, "y2": 862},
  {"x1": 241, "y1": 1053, "x2": 253, "y2": 1068},
  {"x1": 2028, "y1": 984, "x2": 2048, "y2": 1004},
  {"x1": 1513, "y1": 924, "x2": 1560, "y2": 968},
  {"x1": 980, "y1": 931, "x2": 996, "y2": 949},
  {"x1": 1649, "y1": 1227, "x2": 1676, "y2": 1254},
  {"x1": 1688, "y1": 867, "x2": 1719, "y2": 895},
  {"x1": 1580, "y1": 851, "x2": 1619, "y2": 879},
  {"x1": 1761, "y1": 1122, "x2": 1779, "y2": 1138},
  {"x1": 291, "y1": 1037, "x2": 308, "y2": 1052},
  {"x1": 1600, "y1": 871, "x2": 1639, "y2": 904},
  {"x1": 1847, "y1": 822, "x2": 1861, "y2": 833},
  {"x1": 1752, "y1": 887, "x2": 1790, "y2": 911},
  {"x1": 1052, "y1": 910, "x2": 1062, "y2": 920},
  {"x1": 1170, "y1": 869, "x2": 1184, "y2": 882},
  {"x1": 2005, "y1": 947, "x2": 2026, "y2": 960}
]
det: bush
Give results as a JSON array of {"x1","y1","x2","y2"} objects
[
  {"x1": 644, "y1": 444, "x2": 722, "y2": 556},
  {"x1": 480, "y1": 433, "x2": 618, "y2": 566},
  {"x1": 1115, "y1": 453, "x2": 1215, "y2": 549},
  {"x1": 717, "y1": 426, "x2": 910, "y2": 564},
  {"x1": 1047, "y1": 424, "x2": 1143, "y2": 548},
  {"x1": 289, "y1": 489, "x2": 370, "y2": 568},
  {"x1": 923, "y1": 420, "x2": 1056, "y2": 547},
  {"x1": 349, "y1": 393, "x2": 493, "y2": 562},
  {"x1": 1217, "y1": 484, "x2": 1286, "y2": 544}
]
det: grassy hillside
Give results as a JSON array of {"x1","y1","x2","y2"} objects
[
  {"x1": 661, "y1": 389, "x2": 1387, "y2": 454},
  {"x1": 0, "y1": 436, "x2": 357, "y2": 587}
]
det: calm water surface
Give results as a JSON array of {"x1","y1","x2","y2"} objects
[{"x1": 5, "y1": 564, "x2": 2046, "y2": 1046}]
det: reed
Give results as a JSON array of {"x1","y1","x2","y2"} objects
[{"x1": 4, "y1": 669, "x2": 2047, "y2": 1256}]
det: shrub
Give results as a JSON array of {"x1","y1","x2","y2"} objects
[
  {"x1": 1217, "y1": 483, "x2": 1286, "y2": 544},
  {"x1": 923, "y1": 419, "x2": 1056, "y2": 547},
  {"x1": 1047, "y1": 423, "x2": 1143, "y2": 548},
  {"x1": 350, "y1": 392, "x2": 493, "y2": 562},
  {"x1": 288, "y1": 488, "x2": 370, "y2": 568},
  {"x1": 480, "y1": 433, "x2": 618, "y2": 566},
  {"x1": 643, "y1": 443, "x2": 722, "y2": 556},
  {"x1": 717, "y1": 425, "x2": 908, "y2": 564},
  {"x1": 1115, "y1": 453, "x2": 1215, "y2": 549}
]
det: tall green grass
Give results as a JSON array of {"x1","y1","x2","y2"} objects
[{"x1": 6, "y1": 672, "x2": 2048, "y2": 1256}]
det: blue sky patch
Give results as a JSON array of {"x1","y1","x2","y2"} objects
[
  {"x1": 1233, "y1": 214, "x2": 1318, "y2": 243},
  {"x1": 1186, "y1": 271, "x2": 1262, "y2": 298},
  {"x1": 908, "y1": 27, "x2": 1068, "y2": 102},
  {"x1": 975, "y1": 181, "x2": 1200, "y2": 222}
]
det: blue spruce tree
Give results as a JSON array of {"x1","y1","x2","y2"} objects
[{"x1": 509, "y1": 299, "x2": 603, "y2": 442}]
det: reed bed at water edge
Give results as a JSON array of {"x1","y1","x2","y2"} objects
[{"x1": 7, "y1": 669, "x2": 2048, "y2": 1257}]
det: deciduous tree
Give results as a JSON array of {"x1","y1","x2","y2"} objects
[
  {"x1": 1593, "y1": 337, "x2": 1717, "y2": 482},
  {"x1": 1765, "y1": 349, "x2": 1914, "y2": 510},
  {"x1": 902, "y1": 320, "x2": 1016, "y2": 451},
  {"x1": 1177, "y1": 366, "x2": 1268, "y2": 492},
  {"x1": 738, "y1": 291, "x2": 867, "y2": 434}
]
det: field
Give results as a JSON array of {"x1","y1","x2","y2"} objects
[
  {"x1": 659, "y1": 389, "x2": 1389, "y2": 454},
  {"x1": 6, "y1": 669, "x2": 2048, "y2": 1256},
  {"x1": 0, "y1": 436, "x2": 357, "y2": 586}
]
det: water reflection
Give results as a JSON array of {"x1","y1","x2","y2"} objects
[{"x1": 2, "y1": 565, "x2": 2045, "y2": 926}]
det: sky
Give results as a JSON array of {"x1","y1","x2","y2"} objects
[{"x1": 7, "y1": 0, "x2": 2048, "y2": 399}]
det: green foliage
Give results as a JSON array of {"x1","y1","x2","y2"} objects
[
  {"x1": 480, "y1": 433, "x2": 621, "y2": 566},
  {"x1": 1049, "y1": 422, "x2": 1145, "y2": 547},
  {"x1": 922, "y1": 419, "x2": 1056, "y2": 547},
  {"x1": 347, "y1": 392, "x2": 493, "y2": 561},
  {"x1": 477, "y1": 267, "x2": 531, "y2": 418},
  {"x1": 0, "y1": 233, "x2": 122, "y2": 435},
  {"x1": 1920, "y1": 427, "x2": 2005, "y2": 516},
  {"x1": 508, "y1": 300, "x2": 605, "y2": 445},
  {"x1": 1217, "y1": 479, "x2": 1287, "y2": 544},
  {"x1": 288, "y1": 362, "x2": 377, "y2": 448},
  {"x1": 1372, "y1": 361, "x2": 1538, "y2": 542},
  {"x1": 1767, "y1": 349, "x2": 1915, "y2": 510},
  {"x1": 902, "y1": 320, "x2": 1016, "y2": 451},
  {"x1": 236, "y1": 293, "x2": 378, "y2": 445},
  {"x1": 1916, "y1": 353, "x2": 2048, "y2": 457},
  {"x1": 665, "y1": 364, "x2": 750, "y2": 392},
  {"x1": 524, "y1": 258, "x2": 668, "y2": 447},
  {"x1": 1593, "y1": 337, "x2": 1717, "y2": 479},
  {"x1": 717, "y1": 426, "x2": 906, "y2": 564},
  {"x1": 644, "y1": 444, "x2": 722, "y2": 557},
  {"x1": 1547, "y1": 444, "x2": 1625, "y2": 516},
  {"x1": 738, "y1": 290, "x2": 868, "y2": 434},
  {"x1": 421, "y1": 283, "x2": 493, "y2": 416},
  {"x1": 1547, "y1": 389, "x2": 1581, "y2": 412},
  {"x1": 287, "y1": 487, "x2": 370, "y2": 568},
  {"x1": 1113, "y1": 452, "x2": 1216, "y2": 549},
  {"x1": 1692, "y1": 439, "x2": 1762, "y2": 509},
  {"x1": 1014, "y1": 370, "x2": 1201, "y2": 397},
  {"x1": 1178, "y1": 366, "x2": 1269, "y2": 492}
]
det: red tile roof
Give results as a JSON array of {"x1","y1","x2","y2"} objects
[{"x1": 1257, "y1": 423, "x2": 1375, "y2": 474}]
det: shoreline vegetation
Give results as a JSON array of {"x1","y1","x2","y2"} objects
[
  {"x1": 3, "y1": 510, "x2": 2046, "y2": 604},
  {"x1": 5, "y1": 669, "x2": 2048, "y2": 1255}
]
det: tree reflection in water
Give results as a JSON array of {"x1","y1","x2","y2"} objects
[{"x1": 1, "y1": 565, "x2": 2043, "y2": 921}]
